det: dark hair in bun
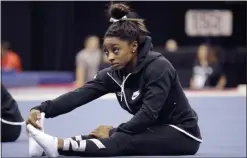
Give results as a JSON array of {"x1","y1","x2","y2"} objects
[
  {"x1": 104, "y1": 3, "x2": 149, "y2": 43},
  {"x1": 109, "y1": 3, "x2": 130, "y2": 19}
]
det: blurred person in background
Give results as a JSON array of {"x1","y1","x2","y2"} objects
[
  {"x1": 75, "y1": 36, "x2": 102, "y2": 87},
  {"x1": 190, "y1": 44, "x2": 227, "y2": 89},
  {"x1": 1, "y1": 83, "x2": 24, "y2": 142},
  {"x1": 165, "y1": 39, "x2": 178, "y2": 52},
  {"x1": 1, "y1": 41, "x2": 22, "y2": 72}
]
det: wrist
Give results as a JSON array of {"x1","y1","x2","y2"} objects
[{"x1": 109, "y1": 128, "x2": 117, "y2": 136}]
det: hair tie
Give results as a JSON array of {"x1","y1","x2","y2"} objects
[{"x1": 109, "y1": 15, "x2": 127, "y2": 23}]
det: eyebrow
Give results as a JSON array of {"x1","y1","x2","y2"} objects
[{"x1": 103, "y1": 43, "x2": 119, "y2": 49}]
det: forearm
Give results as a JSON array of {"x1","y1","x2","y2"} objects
[
  {"x1": 109, "y1": 128, "x2": 117, "y2": 136},
  {"x1": 32, "y1": 85, "x2": 106, "y2": 118},
  {"x1": 216, "y1": 76, "x2": 227, "y2": 89}
]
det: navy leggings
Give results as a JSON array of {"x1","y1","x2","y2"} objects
[{"x1": 58, "y1": 125, "x2": 200, "y2": 157}]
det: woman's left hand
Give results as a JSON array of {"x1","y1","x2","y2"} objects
[{"x1": 89, "y1": 125, "x2": 113, "y2": 139}]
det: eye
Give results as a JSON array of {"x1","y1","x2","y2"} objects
[
  {"x1": 112, "y1": 47, "x2": 119, "y2": 55},
  {"x1": 103, "y1": 48, "x2": 109, "y2": 56}
]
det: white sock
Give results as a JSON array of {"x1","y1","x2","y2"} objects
[
  {"x1": 27, "y1": 124, "x2": 59, "y2": 157},
  {"x1": 29, "y1": 113, "x2": 45, "y2": 157}
]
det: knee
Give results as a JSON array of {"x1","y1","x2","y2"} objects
[
  {"x1": 2, "y1": 124, "x2": 22, "y2": 142},
  {"x1": 83, "y1": 139, "x2": 119, "y2": 156},
  {"x1": 12, "y1": 126, "x2": 22, "y2": 141},
  {"x1": 185, "y1": 142, "x2": 201, "y2": 155}
]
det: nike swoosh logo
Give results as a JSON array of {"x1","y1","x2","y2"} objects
[{"x1": 132, "y1": 91, "x2": 140, "y2": 100}]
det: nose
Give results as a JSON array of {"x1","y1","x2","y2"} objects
[{"x1": 107, "y1": 52, "x2": 115, "y2": 63}]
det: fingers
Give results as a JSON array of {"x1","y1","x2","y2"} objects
[
  {"x1": 89, "y1": 128, "x2": 101, "y2": 138},
  {"x1": 88, "y1": 128, "x2": 110, "y2": 139},
  {"x1": 89, "y1": 130, "x2": 98, "y2": 136},
  {"x1": 26, "y1": 116, "x2": 41, "y2": 130},
  {"x1": 36, "y1": 112, "x2": 41, "y2": 120},
  {"x1": 89, "y1": 131, "x2": 98, "y2": 135},
  {"x1": 26, "y1": 110, "x2": 42, "y2": 130},
  {"x1": 89, "y1": 132, "x2": 101, "y2": 139}
]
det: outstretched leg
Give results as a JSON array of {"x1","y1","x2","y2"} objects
[
  {"x1": 67, "y1": 135, "x2": 95, "y2": 141},
  {"x1": 27, "y1": 124, "x2": 200, "y2": 157},
  {"x1": 27, "y1": 124, "x2": 133, "y2": 157}
]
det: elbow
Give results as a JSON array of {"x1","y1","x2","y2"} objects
[{"x1": 142, "y1": 106, "x2": 159, "y2": 121}]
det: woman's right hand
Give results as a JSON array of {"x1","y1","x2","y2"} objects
[{"x1": 26, "y1": 109, "x2": 42, "y2": 129}]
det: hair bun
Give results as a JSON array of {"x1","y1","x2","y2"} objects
[{"x1": 109, "y1": 3, "x2": 130, "y2": 19}]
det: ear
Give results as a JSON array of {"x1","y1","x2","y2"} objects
[{"x1": 130, "y1": 41, "x2": 138, "y2": 53}]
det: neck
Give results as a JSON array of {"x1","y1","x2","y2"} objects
[{"x1": 125, "y1": 55, "x2": 138, "y2": 74}]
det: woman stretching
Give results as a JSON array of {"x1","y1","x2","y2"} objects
[{"x1": 26, "y1": 3, "x2": 202, "y2": 157}]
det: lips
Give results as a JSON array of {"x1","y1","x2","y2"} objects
[{"x1": 111, "y1": 63, "x2": 119, "y2": 68}]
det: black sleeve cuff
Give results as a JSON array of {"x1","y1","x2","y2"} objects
[{"x1": 109, "y1": 128, "x2": 117, "y2": 136}]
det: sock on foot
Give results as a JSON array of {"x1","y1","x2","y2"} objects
[
  {"x1": 28, "y1": 113, "x2": 50, "y2": 157},
  {"x1": 29, "y1": 113, "x2": 45, "y2": 157},
  {"x1": 27, "y1": 124, "x2": 59, "y2": 157}
]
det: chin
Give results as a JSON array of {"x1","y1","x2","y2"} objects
[{"x1": 111, "y1": 65, "x2": 124, "y2": 70}]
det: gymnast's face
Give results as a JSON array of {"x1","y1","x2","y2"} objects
[{"x1": 103, "y1": 37, "x2": 138, "y2": 70}]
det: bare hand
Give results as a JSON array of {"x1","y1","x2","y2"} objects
[
  {"x1": 26, "y1": 109, "x2": 42, "y2": 130},
  {"x1": 89, "y1": 125, "x2": 113, "y2": 139}
]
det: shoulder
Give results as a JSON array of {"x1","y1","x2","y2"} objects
[
  {"x1": 76, "y1": 50, "x2": 83, "y2": 59},
  {"x1": 145, "y1": 51, "x2": 176, "y2": 78},
  {"x1": 94, "y1": 67, "x2": 112, "y2": 80},
  {"x1": 93, "y1": 67, "x2": 119, "y2": 87},
  {"x1": 98, "y1": 67, "x2": 112, "y2": 74}
]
